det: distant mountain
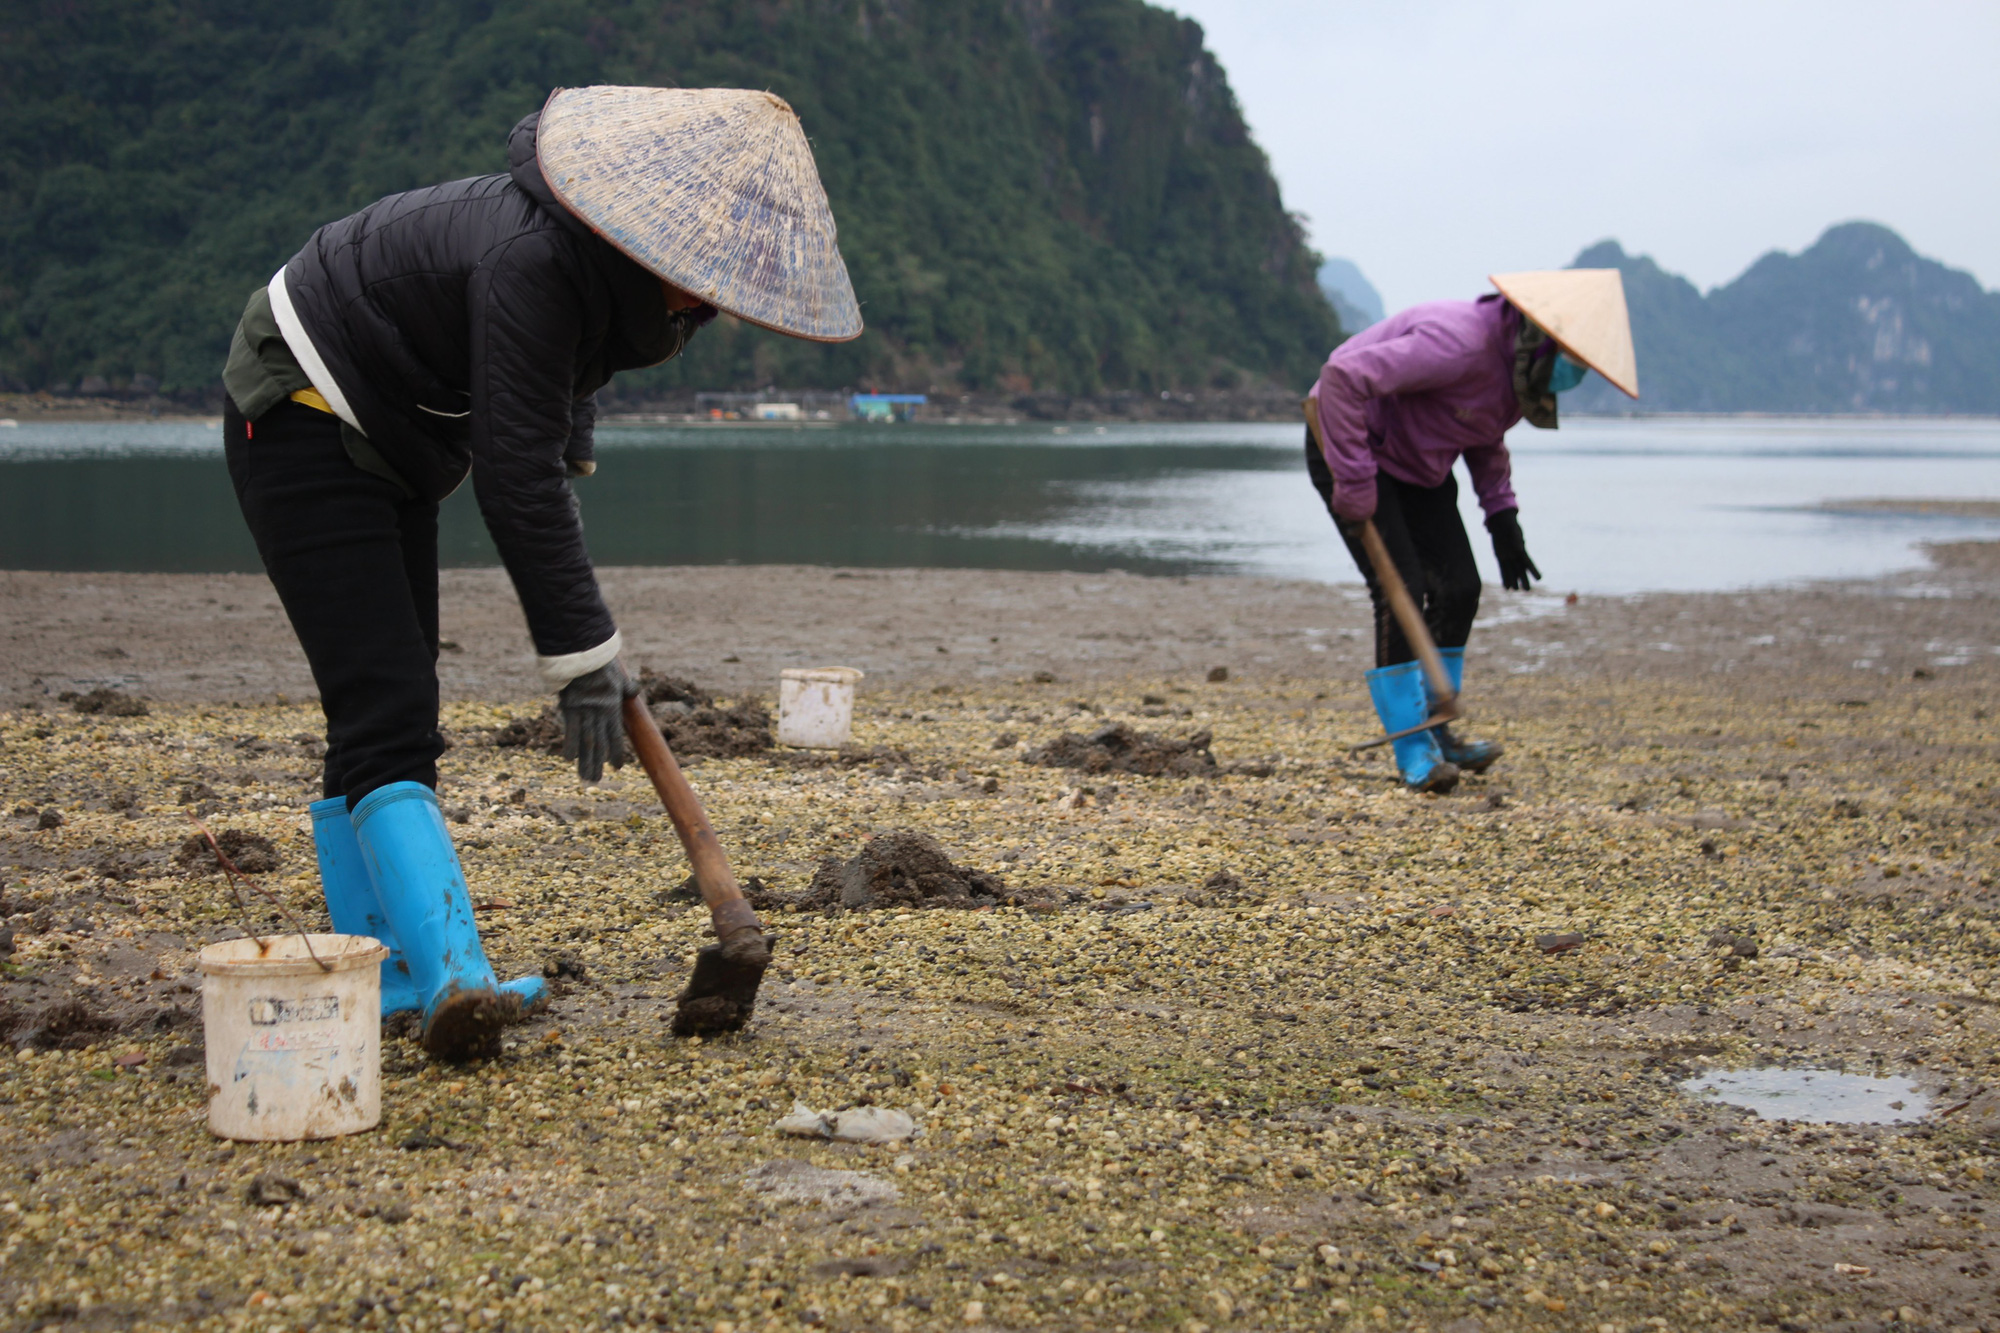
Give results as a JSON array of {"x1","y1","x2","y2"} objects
[
  {"x1": 1563, "y1": 223, "x2": 2000, "y2": 414},
  {"x1": 1318, "y1": 257, "x2": 1383, "y2": 334}
]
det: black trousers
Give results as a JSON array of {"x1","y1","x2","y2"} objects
[
  {"x1": 1305, "y1": 429, "x2": 1481, "y2": 668},
  {"x1": 225, "y1": 399, "x2": 444, "y2": 805}
]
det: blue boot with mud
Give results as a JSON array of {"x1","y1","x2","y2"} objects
[
  {"x1": 1366, "y1": 661, "x2": 1460, "y2": 794},
  {"x1": 310, "y1": 796, "x2": 423, "y2": 1016},
  {"x1": 350, "y1": 782, "x2": 546, "y2": 1059},
  {"x1": 1428, "y1": 646, "x2": 1504, "y2": 773}
]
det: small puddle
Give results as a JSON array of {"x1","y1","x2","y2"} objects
[{"x1": 1679, "y1": 1067, "x2": 1930, "y2": 1124}]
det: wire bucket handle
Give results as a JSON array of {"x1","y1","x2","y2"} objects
[{"x1": 187, "y1": 814, "x2": 333, "y2": 973}]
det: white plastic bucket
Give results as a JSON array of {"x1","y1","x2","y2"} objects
[
  {"x1": 777, "y1": 666, "x2": 865, "y2": 748},
  {"x1": 199, "y1": 933, "x2": 388, "y2": 1142}
]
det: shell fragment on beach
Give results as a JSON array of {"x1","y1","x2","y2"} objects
[{"x1": 774, "y1": 1100, "x2": 917, "y2": 1143}]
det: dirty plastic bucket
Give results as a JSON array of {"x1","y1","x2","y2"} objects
[
  {"x1": 777, "y1": 667, "x2": 865, "y2": 748},
  {"x1": 199, "y1": 933, "x2": 388, "y2": 1142}
]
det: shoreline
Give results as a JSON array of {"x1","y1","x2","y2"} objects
[
  {"x1": 9, "y1": 391, "x2": 2000, "y2": 428},
  {"x1": 3, "y1": 540, "x2": 1994, "y2": 710}
]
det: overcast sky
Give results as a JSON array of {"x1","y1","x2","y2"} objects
[{"x1": 1165, "y1": 0, "x2": 2000, "y2": 313}]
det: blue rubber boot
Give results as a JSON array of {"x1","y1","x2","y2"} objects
[
  {"x1": 1430, "y1": 647, "x2": 1504, "y2": 773},
  {"x1": 1365, "y1": 661, "x2": 1460, "y2": 793},
  {"x1": 350, "y1": 782, "x2": 546, "y2": 1059},
  {"x1": 310, "y1": 797, "x2": 423, "y2": 1015}
]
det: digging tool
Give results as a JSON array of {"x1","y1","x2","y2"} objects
[
  {"x1": 622, "y1": 694, "x2": 772, "y2": 1035},
  {"x1": 1301, "y1": 399, "x2": 1462, "y2": 751}
]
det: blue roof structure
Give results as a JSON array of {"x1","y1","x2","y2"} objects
[{"x1": 849, "y1": 392, "x2": 928, "y2": 421}]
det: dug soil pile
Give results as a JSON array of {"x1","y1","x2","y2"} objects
[
  {"x1": 0, "y1": 995, "x2": 123, "y2": 1051},
  {"x1": 643, "y1": 688, "x2": 773, "y2": 760},
  {"x1": 1022, "y1": 721, "x2": 1218, "y2": 776},
  {"x1": 173, "y1": 827, "x2": 281, "y2": 874},
  {"x1": 58, "y1": 687, "x2": 148, "y2": 717},
  {"x1": 491, "y1": 672, "x2": 773, "y2": 761},
  {"x1": 796, "y1": 829, "x2": 1050, "y2": 911}
]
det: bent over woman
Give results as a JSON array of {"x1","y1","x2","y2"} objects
[
  {"x1": 1305, "y1": 270, "x2": 1637, "y2": 792},
  {"x1": 219, "y1": 88, "x2": 861, "y2": 1057}
]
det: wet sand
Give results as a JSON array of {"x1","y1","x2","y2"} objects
[{"x1": 3, "y1": 539, "x2": 1996, "y2": 710}]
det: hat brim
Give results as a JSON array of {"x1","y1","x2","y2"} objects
[
  {"x1": 538, "y1": 86, "x2": 864, "y2": 344},
  {"x1": 1490, "y1": 269, "x2": 1638, "y2": 398}
]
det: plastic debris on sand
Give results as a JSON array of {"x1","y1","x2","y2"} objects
[{"x1": 774, "y1": 1101, "x2": 918, "y2": 1143}]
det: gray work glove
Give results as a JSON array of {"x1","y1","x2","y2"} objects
[{"x1": 558, "y1": 659, "x2": 638, "y2": 783}]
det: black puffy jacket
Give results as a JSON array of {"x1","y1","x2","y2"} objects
[{"x1": 280, "y1": 112, "x2": 695, "y2": 660}]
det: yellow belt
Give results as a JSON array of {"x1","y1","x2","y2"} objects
[{"x1": 290, "y1": 387, "x2": 334, "y2": 415}]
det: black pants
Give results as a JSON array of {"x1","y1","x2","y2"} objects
[
  {"x1": 225, "y1": 399, "x2": 444, "y2": 805},
  {"x1": 1305, "y1": 429, "x2": 1480, "y2": 668}
]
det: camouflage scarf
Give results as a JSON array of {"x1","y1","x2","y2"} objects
[{"x1": 1512, "y1": 315, "x2": 1559, "y2": 429}]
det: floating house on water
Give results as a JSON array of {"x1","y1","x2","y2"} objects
[{"x1": 849, "y1": 393, "x2": 926, "y2": 422}]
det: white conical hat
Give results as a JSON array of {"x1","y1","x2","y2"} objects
[
  {"x1": 1489, "y1": 269, "x2": 1638, "y2": 398},
  {"x1": 538, "y1": 86, "x2": 863, "y2": 343}
]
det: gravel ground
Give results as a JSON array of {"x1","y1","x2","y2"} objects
[{"x1": 0, "y1": 551, "x2": 1996, "y2": 1333}]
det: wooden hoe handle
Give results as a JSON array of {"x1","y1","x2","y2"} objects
[{"x1": 622, "y1": 693, "x2": 764, "y2": 943}]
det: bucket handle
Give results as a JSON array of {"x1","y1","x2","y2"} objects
[{"x1": 187, "y1": 814, "x2": 333, "y2": 973}]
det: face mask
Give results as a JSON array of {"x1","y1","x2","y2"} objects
[{"x1": 1549, "y1": 352, "x2": 1588, "y2": 394}]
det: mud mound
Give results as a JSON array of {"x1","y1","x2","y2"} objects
[
  {"x1": 493, "y1": 679, "x2": 771, "y2": 760},
  {"x1": 491, "y1": 709, "x2": 565, "y2": 753},
  {"x1": 798, "y1": 830, "x2": 1051, "y2": 911},
  {"x1": 175, "y1": 829, "x2": 281, "y2": 874},
  {"x1": 1, "y1": 997, "x2": 119, "y2": 1051},
  {"x1": 1022, "y1": 722, "x2": 1217, "y2": 777},
  {"x1": 655, "y1": 699, "x2": 772, "y2": 759},
  {"x1": 639, "y1": 670, "x2": 711, "y2": 708},
  {"x1": 1199, "y1": 869, "x2": 1253, "y2": 903},
  {"x1": 60, "y1": 687, "x2": 149, "y2": 717},
  {"x1": 659, "y1": 874, "x2": 788, "y2": 912},
  {"x1": 770, "y1": 744, "x2": 913, "y2": 771}
]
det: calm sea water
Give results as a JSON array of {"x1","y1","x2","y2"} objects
[{"x1": 1, "y1": 416, "x2": 1995, "y2": 594}]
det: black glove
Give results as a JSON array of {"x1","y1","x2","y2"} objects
[
  {"x1": 558, "y1": 659, "x2": 638, "y2": 783},
  {"x1": 1485, "y1": 508, "x2": 1542, "y2": 591}
]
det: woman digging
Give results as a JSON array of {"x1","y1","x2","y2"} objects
[
  {"x1": 1306, "y1": 270, "x2": 1638, "y2": 792},
  {"x1": 218, "y1": 87, "x2": 861, "y2": 1058}
]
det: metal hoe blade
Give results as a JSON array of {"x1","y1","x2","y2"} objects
[
  {"x1": 1349, "y1": 707, "x2": 1462, "y2": 754},
  {"x1": 671, "y1": 929, "x2": 773, "y2": 1037}
]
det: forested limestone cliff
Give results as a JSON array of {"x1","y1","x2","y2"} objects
[{"x1": 0, "y1": 0, "x2": 1339, "y2": 399}]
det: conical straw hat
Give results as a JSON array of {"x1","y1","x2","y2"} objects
[
  {"x1": 1489, "y1": 269, "x2": 1638, "y2": 398},
  {"x1": 538, "y1": 86, "x2": 863, "y2": 343}
]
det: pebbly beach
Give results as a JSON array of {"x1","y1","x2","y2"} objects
[
  {"x1": 0, "y1": 547, "x2": 1995, "y2": 1331},
  {"x1": 8, "y1": 0, "x2": 2000, "y2": 1327}
]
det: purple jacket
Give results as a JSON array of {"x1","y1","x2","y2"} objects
[{"x1": 1308, "y1": 293, "x2": 1522, "y2": 522}]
